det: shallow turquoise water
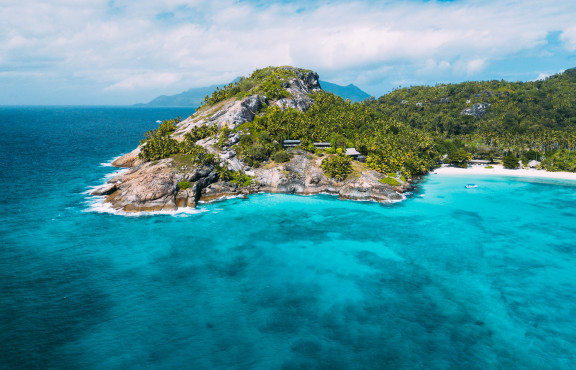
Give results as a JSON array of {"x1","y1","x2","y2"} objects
[{"x1": 1, "y1": 107, "x2": 576, "y2": 369}]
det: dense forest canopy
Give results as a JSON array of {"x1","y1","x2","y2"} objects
[{"x1": 365, "y1": 68, "x2": 576, "y2": 169}]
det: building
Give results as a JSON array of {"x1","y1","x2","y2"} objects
[
  {"x1": 345, "y1": 148, "x2": 361, "y2": 157},
  {"x1": 313, "y1": 142, "x2": 331, "y2": 149},
  {"x1": 470, "y1": 159, "x2": 491, "y2": 165},
  {"x1": 282, "y1": 140, "x2": 301, "y2": 148}
]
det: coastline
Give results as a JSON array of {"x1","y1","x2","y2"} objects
[{"x1": 431, "y1": 164, "x2": 576, "y2": 181}]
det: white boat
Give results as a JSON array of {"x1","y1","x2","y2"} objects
[{"x1": 465, "y1": 184, "x2": 478, "y2": 189}]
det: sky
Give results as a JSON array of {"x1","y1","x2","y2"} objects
[{"x1": 1, "y1": 0, "x2": 576, "y2": 105}]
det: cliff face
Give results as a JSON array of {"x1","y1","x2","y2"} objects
[{"x1": 92, "y1": 67, "x2": 408, "y2": 213}]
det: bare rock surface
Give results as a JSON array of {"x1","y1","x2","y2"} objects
[{"x1": 112, "y1": 147, "x2": 143, "y2": 168}]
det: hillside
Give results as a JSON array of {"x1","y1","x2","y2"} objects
[
  {"x1": 94, "y1": 66, "x2": 422, "y2": 213},
  {"x1": 137, "y1": 78, "x2": 371, "y2": 107},
  {"x1": 364, "y1": 68, "x2": 576, "y2": 170}
]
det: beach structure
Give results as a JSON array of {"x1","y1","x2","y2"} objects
[
  {"x1": 282, "y1": 140, "x2": 301, "y2": 148},
  {"x1": 345, "y1": 148, "x2": 361, "y2": 158},
  {"x1": 313, "y1": 142, "x2": 331, "y2": 149},
  {"x1": 470, "y1": 159, "x2": 491, "y2": 165},
  {"x1": 528, "y1": 160, "x2": 541, "y2": 168}
]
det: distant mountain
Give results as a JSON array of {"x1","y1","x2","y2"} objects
[
  {"x1": 318, "y1": 80, "x2": 371, "y2": 102},
  {"x1": 136, "y1": 79, "x2": 371, "y2": 107},
  {"x1": 135, "y1": 84, "x2": 223, "y2": 108}
]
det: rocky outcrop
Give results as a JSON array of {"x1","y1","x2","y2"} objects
[
  {"x1": 93, "y1": 67, "x2": 409, "y2": 213},
  {"x1": 461, "y1": 103, "x2": 491, "y2": 117},
  {"x1": 112, "y1": 147, "x2": 143, "y2": 168},
  {"x1": 197, "y1": 151, "x2": 406, "y2": 204}
]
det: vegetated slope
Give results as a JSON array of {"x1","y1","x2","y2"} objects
[
  {"x1": 365, "y1": 68, "x2": 576, "y2": 171},
  {"x1": 97, "y1": 66, "x2": 433, "y2": 212}
]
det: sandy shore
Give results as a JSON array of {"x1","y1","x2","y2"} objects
[{"x1": 431, "y1": 164, "x2": 576, "y2": 181}]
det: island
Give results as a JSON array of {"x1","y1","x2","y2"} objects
[{"x1": 92, "y1": 66, "x2": 576, "y2": 213}]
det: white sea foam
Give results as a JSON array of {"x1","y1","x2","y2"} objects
[
  {"x1": 83, "y1": 196, "x2": 208, "y2": 217},
  {"x1": 432, "y1": 164, "x2": 576, "y2": 182},
  {"x1": 82, "y1": 168, "x2": 129, "y2": 195},
  {"x1": 197, "y1": 194, "x2": 248, "y2": 204},
  {"x1": 100, "y1": 154, "x2": 125, "y2": 167}
]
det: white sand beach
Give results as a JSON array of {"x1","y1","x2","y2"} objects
[{"x1": 431, "y1": 164, "x2": 576, "y2": 181}]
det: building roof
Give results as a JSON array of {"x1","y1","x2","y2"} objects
[
  {"x1": 528, "y1": 160, "x2": 541, "y2": 167},
  {"x1": 345, "y1": 148, "x2": 361, "y2": 156},
  {"x1": 283, "y1": 140, "x2": 301, "y2": 143}
]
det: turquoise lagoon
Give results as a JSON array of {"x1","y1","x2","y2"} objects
[{"x1": 1, "y1": 107, "x2": 576, "y2": 369}]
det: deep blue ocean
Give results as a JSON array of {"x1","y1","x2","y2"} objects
[{"x1": 1, "y1": 106, "x2": 576, "y2": 369}]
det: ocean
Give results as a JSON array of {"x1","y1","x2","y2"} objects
[{"x1": 1, "y1": 106, "x2": 576, "y2": 369}]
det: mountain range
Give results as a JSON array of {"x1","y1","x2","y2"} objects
[{"x1": 136, "y1": 80, "x2": 371, "y2": 107}]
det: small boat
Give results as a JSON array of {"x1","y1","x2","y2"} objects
[
  {"x1": 465, "y1": 184, "x2": 478, "y2": 189},
  {"x1": 155, "y1": 120, "x2": 162, "y2": 123}
]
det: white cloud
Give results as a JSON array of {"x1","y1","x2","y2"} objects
[
  {"x1": 560, "y1": 26, "x2": 576, "y2": 51},
  {"x1": 1, "y1": 0, "x2": 576, "y2": 104},
  {"x1": 535, "y1": 73, "x2": 551, "y2": 81}
]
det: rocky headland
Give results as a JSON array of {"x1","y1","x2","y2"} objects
[{"x1": 92, "y1": 67, "x2": 411, "y2": 213}]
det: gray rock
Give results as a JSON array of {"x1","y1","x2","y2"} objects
[
  {"x1": 461, "y1": 103, "x2": 491, "y2": 117},
  {"x1": 91, "y1": 183, "x2": 117, "y2": 196}
]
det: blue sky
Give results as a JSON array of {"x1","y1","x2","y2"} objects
[{"x1": 1, "y1": 0, "x2": 576, "y2": 105}]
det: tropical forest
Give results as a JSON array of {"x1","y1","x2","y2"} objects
[{"x1": 138, "y1": 66, "x2": 576, "y2": 183}]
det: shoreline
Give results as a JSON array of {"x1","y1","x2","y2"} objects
[{"x1": 431, "y1": 164, "x2": 576, "y2": 181}]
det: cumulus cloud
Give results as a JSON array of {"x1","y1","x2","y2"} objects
[{"x1": 1, "y1": 0, "x2": 576, "y2": 104}]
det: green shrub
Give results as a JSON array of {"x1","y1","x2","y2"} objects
[
  {"x1": 502, "y1": 154, "x2": 520, "y2": 169},
  {"x1": 138, "y1": 117, "x2": 182, "y2": 161},
  {"x1": 236, "y1": 129, "x2": 281, "y2": 166},
  {"x1": 485, "y1": 165, "x2": 494, "y2": 169},
  {"x1": 178, "y1": 181, "x2": 191, "y2": 190},
  {"x1": 272, "y1": 150, "x2": 291, "y2": 163},
  {"x1": 379, "y1": 177, "x2": 400, "y2": 186},
  {"x1": 321, "y1": 154, "x2": 352, "y2": 181},
  {"x1": 446, "y1": 148, "x2": 472, "y2": 168},
  {"x1": 230, "y1": 171, "x2": 253, "y2": 187},
  {"x1": 184, "y1": 125, "x2": 218, "y2": 143},
  {"x1": 541, "y1": 149, "x2": 576, "y2": 172},
  {"x1": 139, "y1": 135, "x2": 180, "y2": 161}
]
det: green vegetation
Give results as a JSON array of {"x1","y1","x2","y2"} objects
[
  {"x1": 143, "y1": 66, "x2": 576, "y2": 182},
  {"x1": 365, "y1": 68, "x2": 576, "y2": 169},
  {"x1": 236, "y1": 129, "x2": 282, "y2": 168},
  {"x1": 502, "y1": 154, "x2": 520, "y2": 169},
  {"x1": 446, "y1": 148, "x2": 472, "y2": 168},
  {"x1": 541, "y1": 150, "x2": 576, "y2": 172},
  {"x1": 321, "y1": 154, "x2": 352, "y2": 180},
  {"x1": 485, "y1": 165, "x2": 494, "y2": 169},
  {"x1": 184, "y1": 125, "x2": 218, "y2": 143},
  {"x1": 202, "y1": 66, "x2": 311, "y2": 106},
  {"x1": 139, "y1": 118, "x2": 216, "y2": 166},
  {"x1": 272, "y1": 150, "x2": 291, "y2": 163},
  {"x1": 240, "y1": 91, "x2": 438, "y2": 178},
  {"x1": 178, "y1": 181, "x2": 191, "y2": 190},
  {"x1": 217, "y1": 167, "x2": 254, "y2": 187},
  {"x1": 379, "y1": 177, "x2": 400, "y2": 186}
]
